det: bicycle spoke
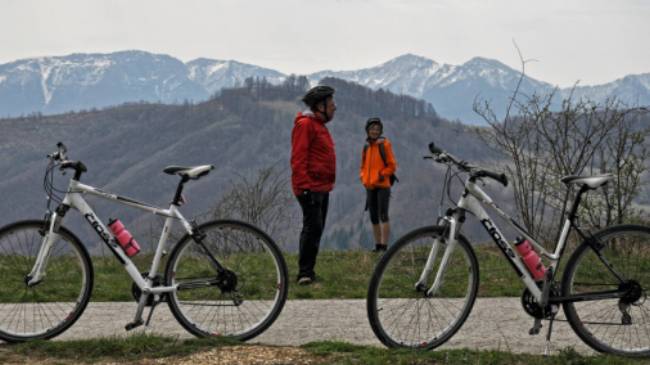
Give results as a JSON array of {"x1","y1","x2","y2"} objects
[
  {"x1": 166, "y1": 220, "x2": 287, "y2": 340},
  {"x1": 563, "y1": 225, "x2": 650, "y2": 355},
  {"x1": 0, "y1": 221, "x2": 91, "y2": 342},
  {"x1": 368, "y1": 226, "x2": 478, "y2": 349}
]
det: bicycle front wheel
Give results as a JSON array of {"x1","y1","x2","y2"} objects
[
  {"x1": 562, "y1": 225, "x2": 650, "y2": 356},
  {"x1": 367, "y1": 226, "x2": 479, "y2": 349},
  {"x1": 165, "y1": 220, "x2": 288, "y2": 341},
  {"x1": 0, "y1": 220, "x2": 93, "y2": 342}
]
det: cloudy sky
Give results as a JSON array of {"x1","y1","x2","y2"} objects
[{"x1": 2, "y1": 0, "x2": 648, "y2": 87}]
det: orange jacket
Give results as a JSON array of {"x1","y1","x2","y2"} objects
[{"x1": 360, "y1": 137, "x2": 397, "y2": 189}]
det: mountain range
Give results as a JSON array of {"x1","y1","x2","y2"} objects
[{"x1": 1, "y1": 50, "x2": 649, "y2": 124}]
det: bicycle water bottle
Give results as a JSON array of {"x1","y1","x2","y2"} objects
[
  {"x1": 107, "y1": 218, "x2": 141, "y2": 257},
  {"x1": 514, "y1": 237, "x2": 546, "y2": 281}
]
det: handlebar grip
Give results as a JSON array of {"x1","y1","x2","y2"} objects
[{"x1": 428, "y1": 142, "x2": 443, "y2": 155}]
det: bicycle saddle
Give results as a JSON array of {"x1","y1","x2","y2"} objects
[
  {"x1": 163, "y1": 165, "x2": 214, "y2": 180},
  {"x1": 560, "y1": 173, "x2": 614, "y2": 189}
]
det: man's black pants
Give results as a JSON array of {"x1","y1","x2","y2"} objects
[{"x1": 296, "y1": 191, "x2": 329, "y2": 279}]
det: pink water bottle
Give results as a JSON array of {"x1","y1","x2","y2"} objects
[
  {"x1": 107, "y1": 218, "x2": 141, "y2": 257},
  {"x1": 514, "y1": 237, "x2": 546, "y2": 281}
]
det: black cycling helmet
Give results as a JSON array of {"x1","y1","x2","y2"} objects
[
  {"x1": 302, "y1": 85, "x2": 335, "y2": 109},
  {"x1": 365, "y1": 117, "x2": 383, "y2": 133}
]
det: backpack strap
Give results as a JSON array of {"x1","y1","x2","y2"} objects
[
  {"x1": 377, "y1": 140, "x2": 388, "y2": 167},
  {"x1": 362, "y1": 143, "x2": 370, "y2": 163},
  {"x1": 377, "y1": 138, "x2": 399, "y2": 184}
]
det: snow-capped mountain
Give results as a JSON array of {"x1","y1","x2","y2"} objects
[
  {"x1": 187, "y1": 58, "x2": 285, "y2": 95},
  {"x1": 0, "y1": 51, "x2": 648, "y2": 124},
  {"x1": 310, "y1": 54, "x2": 445, "y2": 96},
  {"x1": 308, "y1": 54, "x2": 650, "y2": 123},
  {"x1": 0, "y1": 51, "x2": 208, "y2": 117},
  {"x1": 565, "y1": 73, "x2": 650, "y2": 108},
  {"x1": 0, "y1": 51, "x2": 285, "y2": 118},
  {"x1": 309, "y1": 54, "x2": 556, "y2": 123}
]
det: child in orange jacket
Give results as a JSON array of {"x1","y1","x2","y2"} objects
[{"x1": 359, "y1": 117, "x2": 397, "y2": 252}]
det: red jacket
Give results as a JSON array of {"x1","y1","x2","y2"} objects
[{"x1": 291, "y1": 111, "x2": 336, "y2": 195}]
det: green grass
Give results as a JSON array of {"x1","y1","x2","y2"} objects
[
  {"x1": 302, "y1": 341, "x2": 650, "y2": 365},
  {"x1": 1, "y1": 335, "x2": 648, "y2": 365},
  {"x1": 1, "y1": 334, "x2": 239, "y2": 363},
  {"x1": 0, "y1": 246, "x2": 536, "y2": 302},
  {"x1": 286, "y1": 247, "x2": 528, "y2": 299}
]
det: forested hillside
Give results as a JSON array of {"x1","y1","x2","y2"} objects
[{"x1": 0, "y1": 77, "x2": 516, "y2": 252}]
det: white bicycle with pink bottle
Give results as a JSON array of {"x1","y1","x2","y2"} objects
[
  {"x1": 0, "y1": 142, "x2": 288, "y2": 342},
  {"x1": 367, "y1": 142, "x2": 650, "y2": 356}
]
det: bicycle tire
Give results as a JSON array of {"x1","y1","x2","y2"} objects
[
  {"x1": 165, "y1": 219, "x2": 288, "y2": 341},
  {"x1": 367, "y1": 225, "x2": 479, "y2": 349},
  {"x1": 562, "y1": 224, "x2": 650, "y2": 356},
  {"x1": 0, "y1": 220, "x2": 93, "y2": 342}
]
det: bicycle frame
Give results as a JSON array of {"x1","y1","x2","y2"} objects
[
  {"x1": 29, "y1": 177, "x2": 198, "y2": 324},
  {"x1": 418, "y1": 177, "x2": 576, "y2": 302}
]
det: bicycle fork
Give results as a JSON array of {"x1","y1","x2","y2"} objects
[
  {"x1": 27, "y1": 211, "x2": 64, "y2": 286},
  {"x1": 415, "y1": 215, "x2": 461, "y2": 297}
]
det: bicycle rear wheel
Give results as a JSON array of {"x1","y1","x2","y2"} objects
[
  {"x1": 0, "y1": 220, "x2": 93, "y2": 342},
  {"x1": 562, "y1": 225, "x2": 650, "y2": 356},
  {"x1": 165, "y1": 220, "x2": 288, "y2": 341},
  {"x1": 367, "y1": 226, "x2": 479, "y2": 349}
]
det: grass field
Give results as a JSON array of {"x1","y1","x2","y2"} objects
[
  {"x1": 1, "y1": 334, "x2": 647, "y2": 365},
  {"x1": 82, "y1": 246, "x2": 529, "y2": 302},
  {"x1": 0, "y1": 245, "x2": 543, "y2": 303}
]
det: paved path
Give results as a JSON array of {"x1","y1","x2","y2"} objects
[{"x1": 50, "y1": 298, "x2": 593, "y2": 356}]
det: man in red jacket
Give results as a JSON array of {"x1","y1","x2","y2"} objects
[{"x1": 291, "y1": 85, "x2": 337, "y2": 285}]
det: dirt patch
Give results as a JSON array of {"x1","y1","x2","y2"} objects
[
  {"x1": 0, "y1": 346, "x2": 327, "y2": 365},
  {"x1": 153, "y1": 346, "x2": 326, "y2": 365}
]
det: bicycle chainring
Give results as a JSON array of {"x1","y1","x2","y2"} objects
[
  {"x1": 521, "y1": 286, "x2": 560, "y2": 319},
  {"x1": 131, "y1": 272, "x2": 165, "y2": 306}
]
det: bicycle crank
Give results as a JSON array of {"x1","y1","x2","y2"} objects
[{"x1": 131, "y1": 272, "x2": 165, "y2": 306}]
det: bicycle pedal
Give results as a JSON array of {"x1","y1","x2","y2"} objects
[
  {"x1": 125, "y1": 320, "x2": 144, "y2": 331},
  {"x1": 529, "y1": 319, "x2": 543, "y2": 335}
]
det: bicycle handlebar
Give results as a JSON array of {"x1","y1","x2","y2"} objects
[
  {"x1": 427, "y1": 142, "x2": 508, "y2": 187},
  {"x1": 47, "y1": 142, "x2": 87, "y2": 180},
  {"x1": 473, "y1": 169, "x2": 508, "y2": 187}
]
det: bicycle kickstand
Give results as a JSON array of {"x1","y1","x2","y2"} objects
[
  {"x1": 544, "y1": 309, "x2": 558, "y2": 357},
  {"x1": 144, "y1": 295, "x2": 164, "y2": 327},
  {"x1": 540, "y1": 268, "x2": 558, "y2": 357}
]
